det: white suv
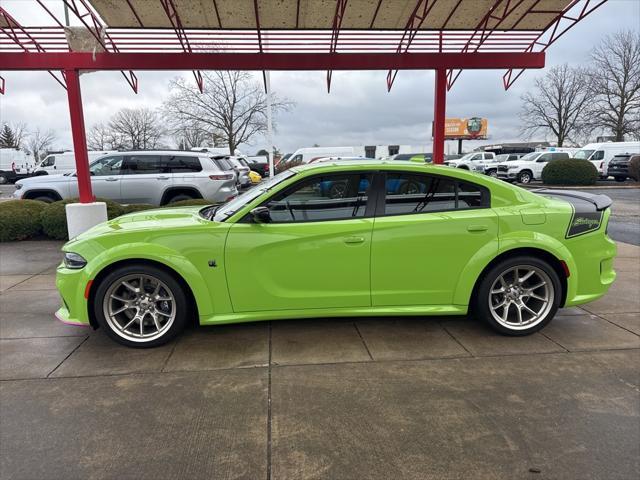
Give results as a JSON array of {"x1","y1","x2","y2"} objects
[
  {"x1": 14, "y1": 151, "x2": 238, "y2": 205},
  {"x1": 445, "y1": 152, "x2": 496, "y2": 172},
  {"x1": 496, "y1": 151, "x2": 570, "y2": 184}
]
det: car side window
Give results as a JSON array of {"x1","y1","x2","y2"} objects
[
  {"x1": 471, "y1": 154, "x2": 482, "y2": 161},
  {"x1": 264, "y1": 173, "x2": 371, "y2": 223},
  {"x1": 167, "y1": 156, "x2": 202, "y2": 173},
  {"x1": 123, "y1": 155, "x2": 162, "y2": 174},
  {"x1": 538, "y1": 153, "x2": 553, "y2": 162},
  {"x1": 383, "y1": 173, "x2": 488, "y2": 216},
  {"x1": 41, "y1": 156, "x2": 55, "y2": 167},
  {"x1": 591, "y1": 150, "x2": 605, "y2": 160},
  {"x1": 89, "y1": 156, "x2": 123, "y2": 176}
]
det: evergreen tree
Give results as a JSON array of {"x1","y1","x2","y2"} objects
[{"x1": 0, "y1": 124, "x2": 17, "y2": 148}]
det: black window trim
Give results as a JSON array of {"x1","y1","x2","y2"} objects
[
  {"x1": 240, "y1": 170, "x2": 378, "y2": 224},
  {"x1": 374, "y1": 171, "x2": 491, "y2": 217}
]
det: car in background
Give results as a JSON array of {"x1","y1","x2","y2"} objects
[
  {"x1": 497, "y1": 151, "x2": 570, "y2": 184},
  {"x1": 246, "y1": 156, "x2": 270, "y2": 177},
  {"x1": 444, "y1": 154, "x2": 462, "y2": 161},
  {"x1": 483, "y1": 153, "x2": 524, "y2": 177},
  {"x1": 445, "y1": 151, "x2": 496, "y2": 171},
  {"x1": 213, "y1": 155, "x2": 251, "y2": 188},
  {"x1": 34, "y1": 150, "x2": 117, "y2": 176},
  {"x1": 573, "y1": 142, "x2": 640, "y2": 178},
  {"x1": 607, "y1": 153, "x2": 637, "y2": 182},
  {"x1": 55, "y1": 161, "x2": 616, "y2": 347},
  {"x1": 14, "y1": 151, "x2": 237, "y2": 205},
  {"x1": 312, "y1": 156, "x2": 368, "y2": 163},
  {"x1": 0, "y1": 148, "x2": 35, "y2": 184}
]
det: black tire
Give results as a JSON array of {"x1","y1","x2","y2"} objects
[
  {"x1": 31, "y1": 195, "x2": 56, "y2": 203},
  {"x1": 167, "y1": 193, "x2": 196, "y2": 204},
  {"x1": 93, "y1": 264, "x2": 189, "y2": 348},
  {"x1": 517, "y1": 170, "x2": 533, "y2": 184},
  {"x1": 474, "y1": 256, "x2": 561, "y2": 336},
  {"x1": 487, "y1": 169, "x2": 497, "y2": 177},
  {"x1": 0, "y1": 174, "x2": 8, "y2": 185},
  {"x1": 614, "y1": 176, "x2": 626, "y2": 183}
]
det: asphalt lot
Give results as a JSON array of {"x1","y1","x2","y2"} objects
[{"x1": 1, "y1": 239, "x2": 639, "y2": 479}]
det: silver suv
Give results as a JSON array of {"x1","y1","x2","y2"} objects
[{"x1": 14, "y1": 151, "x2": 238, "y2": 205}]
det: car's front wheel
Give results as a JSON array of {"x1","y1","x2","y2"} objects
[
  {"x1": 475, "y1": 256, "x2": 561, "y2": 335},
  {"x1": 94, "y1": 264, "x2": 188, "y2": 347},
  {"x1": 487, "y1": 169, "x2": 497, "y2": 177},
  {"x1": 517, "y1": 171, "x2": 532, "y2": 184}
]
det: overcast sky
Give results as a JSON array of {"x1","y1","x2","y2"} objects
[{"x1": 0, "y1": 0, "x2": 639, "y2": 155}]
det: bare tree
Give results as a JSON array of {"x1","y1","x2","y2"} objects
[
  {"x1": 108, "y1": 107, "x2": 166, "y2": 150},
  {"x1": 163, "y1": 72, "x2": 292, "y2": 154},
  {"x1": 87, "y1": 122, "x2": 124, "y2": 150},
  {"x1": 171, "y1": 120, "x2": 219, "y2": 150},
  {"x1": 519, "y1": 64, "x2": 592, "y2": 146},
  {"x1": 26, "y1": 128, "x2": 56, "y2": 161},
  {"x1": 589, "y1": 30, "x2": 640, "y2": 141}
]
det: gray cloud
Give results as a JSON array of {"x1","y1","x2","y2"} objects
[{"x1": 1, "y1": 0, "x2": 638, "y2": 155}]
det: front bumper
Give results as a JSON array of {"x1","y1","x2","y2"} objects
[
  {"x1": 497, "y1": 171, "x2": 518, "y2": 180},
  {"x1": 55, "y1": 264, "x2": 91, "y2": 326}
]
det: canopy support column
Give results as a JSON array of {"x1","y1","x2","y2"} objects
[
  {"x1": 65, "y1": 69, "x2": 93, "y2": 203},
  {"x1": 433, "y1": 68, "x2": 447, "y2": 165}
]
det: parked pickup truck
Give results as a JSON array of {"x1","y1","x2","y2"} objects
[
  {"x1": 445, "y1": 151, "x2": 495, "y2": 172},
  {"x1": 497, "y1": 151, "x2": 570, "y2": 184}
]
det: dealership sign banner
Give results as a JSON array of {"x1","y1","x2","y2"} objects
[{"x1": 432, "y1": 117, "x2": 488, "y2": 140}]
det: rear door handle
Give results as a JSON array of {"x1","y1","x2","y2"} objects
[
  {"x1": 343, "y1": 236, "x2": 365, "y2": 244},
  {"x1": 467, "y1": 225, "x2": 488, "y2": 232},
  {"x1": 157, "y1": 176, "x2": 170, "y2": 180},
  {"x1": 105, "y1": 177, "x2": 118, "y2": 182}
]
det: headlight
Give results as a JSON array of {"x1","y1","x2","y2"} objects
[{"x1": 63, "y1": 252, "x2": 87, "y2": 269}]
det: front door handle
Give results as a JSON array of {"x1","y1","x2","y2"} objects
[
  {"x1": 157, "y1": 176, "x2": 170, "y2": 180},
  {"x1": 343, "y1": 236, "x2": 365, "y2": 244},
  {"x1": 105, "y1": 177, "x2": 118, "y2": 182},
  {"x1": 467, "y1": 225, "x2": 488, "y2": 232}
]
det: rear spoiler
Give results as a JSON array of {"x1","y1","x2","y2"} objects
[{"x1": 532, "y1": 189, "x2": 612, "y2": 211}]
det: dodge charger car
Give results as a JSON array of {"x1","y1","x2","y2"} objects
[{"x1": 55, "y1": 161, "x2": 617, "y2": 348}]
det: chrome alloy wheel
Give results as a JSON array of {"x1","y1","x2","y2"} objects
[
  {"x1": 103, "y1": 274, "x2": 176, "y2": 343},
  {"x1": 488, "y1": 266, "x2": 554, "y2": 330}
]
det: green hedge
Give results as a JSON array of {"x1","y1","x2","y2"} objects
[
  {"x1": 542, "y1": 158, "x2": 598, "y2": 186},
  {"x1": 121, "y1": 203, "x2": 156, "y2": 214},
  {"x1": 164, "y1": 199, "x2": 213, "y2": 207},
  {"x1": 40, "y1": 198, "x2": 124, "y2": 240},
  {"x1": 0, "y1": 200, "x2": 47, "y2": 242},
  {"x1": 630, "y1": 155, "x2": 640, "y2": 181}
]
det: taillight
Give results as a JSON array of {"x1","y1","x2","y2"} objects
[{"x1": 209, "y1": 174, "x2": 234, "y2": 180}]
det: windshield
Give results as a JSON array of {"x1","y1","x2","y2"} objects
[
  {"x1": 573, "y1": 149, "x2": 594, "y2": 160},
  {"x1": 213, "y1": 169, "x2": 297, "y2": 222},
  {"x1": 519, "y1": 152, "x2": 540, "y2": 161}
]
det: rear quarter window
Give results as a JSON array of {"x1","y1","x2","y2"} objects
[{"x1": 167, "y1": 156, "x2": 202, "y2": 173}]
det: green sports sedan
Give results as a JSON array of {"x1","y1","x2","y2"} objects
[{"x1": 56, "y1": 161, "x2": 617, "y2": 347}]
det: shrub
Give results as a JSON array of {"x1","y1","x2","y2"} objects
[
  {"x1": 164, "y1": 199, "x2": 214, "y2": 207},
  {"x1": 629, "y1": 155, "x2": 640, "y2": 181},
  {"x1": 121, "y1": 204, "x2": 156, "y2": 214},
  {"x1": 541, "y1": 159, "x2": 598, "y2": 186},
  {"x1": 40, "y1": 198, "x2": 124, "y2": 240},
  {"x1": 0, "y1": 200, "x2": 47, "y2": 242}
]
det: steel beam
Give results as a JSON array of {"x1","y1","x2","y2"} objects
[
  {"x1": 0, "y1": 76, "x2": 4, "y2": 95},
  {"x1": 61, "y1": 0, "x2": 138, "y2": 93},
  {"x1": 327, "y1": 0, "x2": 348, "y2": 93},
  {"x1": 432, "y1": 68, "x2": 446, "y2": 164},
  {"x1": 503, "y1": 0, "x2": 606, "y2": 89},
  {"x1": 0, "y1": 51, "x2": 546, "y2": 71},
  {"x1": 64, "y1": 69, "x2": 93, "y2": 203},
  {"x1": 386, "y1": 0, "x2": 440, "y2": 91}
]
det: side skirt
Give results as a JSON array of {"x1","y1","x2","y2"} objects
[{"x1": 199, "y1": 304, "x2": 468, "y2": 326}]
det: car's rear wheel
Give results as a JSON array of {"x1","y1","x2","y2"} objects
[
  {"x1": 167, "y1": 193, "x2": 196, "y2": 204},
  {"x1": 0, "y1": 174, "x2": 8, "y2": 184},
  {"x1": 614, "y1": 176, "x2": 626, "y2": 182},
  {"x1": 475, "y1": 256, "x2": 561, "y2": 336},
  {"x1": 517, "y1": 171, "x2": 532, "y2": 184},
  {"x1": 94, "y1": 264, "x2": 188, "y2": 348}
]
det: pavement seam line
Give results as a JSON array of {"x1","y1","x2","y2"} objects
[
  {"x1": 539, "y1": 331, "x2": 570, "y2": 352},
  {"x1": 578, "y1": 307, "x2": 640, "y2": 338},
  {"x1": 267, "y1": 321, "x2": 273, "y2": 480},
  {"x1": 45, "y1": 335, "x2": 90, "y2": 378},
  {"x1": 353, "y1": 322, "x2": 374, "y2": 361},
  {"x1": 160, "y1": 337, "x2": 180, "y2": 372},
  {"x1": 438, "y1": 320, "x2": 475, "y2": 357}
]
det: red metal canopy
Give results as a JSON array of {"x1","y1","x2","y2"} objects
[{"x1": 0, "y1": 0, "x2": 607, "y2": 204}]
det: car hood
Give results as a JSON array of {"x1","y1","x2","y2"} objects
[
  {"x1": 73, "y1": 206, "x2": 216, "y2": 241},
  {"x1": 17, "y1": 174, "x2": 70, "y2": 185},
  {"x1": 498, "y1": 160, "x2": 533, "y2": 168}
]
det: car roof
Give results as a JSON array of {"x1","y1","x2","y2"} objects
[{"x1": 113, "y1": 150, "x2": 205, "y2": 156}]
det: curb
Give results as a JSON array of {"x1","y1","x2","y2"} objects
[{"x1": 523, "y1": 184, "x2": 640, "y2": 190}]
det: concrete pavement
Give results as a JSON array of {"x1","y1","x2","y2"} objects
[{"x1": 1, "y1": 240, "x2": 639, "y2": 479}]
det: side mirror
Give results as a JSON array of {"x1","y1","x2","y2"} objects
[{"x1": 250, "y1": 206, "x2": 271, "y2": 223}]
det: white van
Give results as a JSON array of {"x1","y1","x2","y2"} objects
[
  {"x1": 34, "y1": 151, "x2": 117, "y2": 175},
  {"x1": 573, "y1": 142, "x2": 640, "y2": 178},
  {"x1": 0, "y1": 148, "x2": 35, "y2": 184}
]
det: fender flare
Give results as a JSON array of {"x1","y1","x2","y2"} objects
[
  {"x1": 452, "y1": 231, "x2": 577, "y2": 306},
  {"x1": 86, "y1": 242, "x2": 214, "y2": 316}
]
